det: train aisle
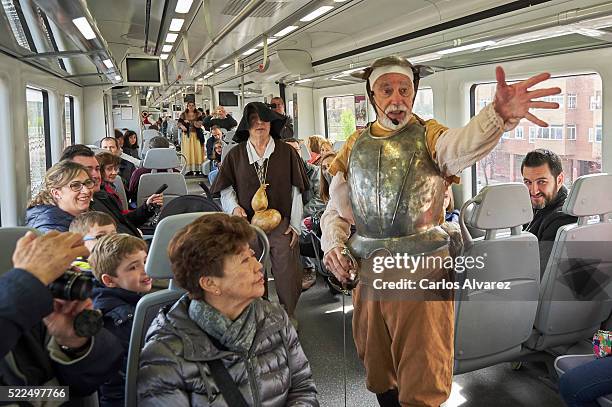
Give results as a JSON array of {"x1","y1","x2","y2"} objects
[{"x1": 296, "y1": 277, "x2": 566, "y2": 407}]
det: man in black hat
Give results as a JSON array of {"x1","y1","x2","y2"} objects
[{"x1": 211, "y1": 102, "x2": 309, "y2": 320}]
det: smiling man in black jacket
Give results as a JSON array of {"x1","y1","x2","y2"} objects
[{"x1": 522, "y1": 149, "x2": 578, "y2": 275}]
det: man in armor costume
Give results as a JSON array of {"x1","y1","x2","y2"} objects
[{"x1": 321, "y1": 56, "x2": 561, "y2": 406}]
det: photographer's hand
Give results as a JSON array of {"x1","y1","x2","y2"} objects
[
  {"x1": 12, "y1": 231, "x2": 89, "y2": 285},
  {"x1": 44, "y1": 299, "x2": 92, "y2": 348}
]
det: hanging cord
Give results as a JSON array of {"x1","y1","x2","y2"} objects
[
  {"x1": 254, "y1": 158, "x2": 269, "y2": 185},
  {"x1": 342, "y1": 291, "x2": 347, "y2": 407}
]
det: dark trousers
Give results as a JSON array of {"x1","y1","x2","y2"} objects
[
  {"x1": 559, "y1": 356, "x2": 612, "y2": 407},
  {"x1": 254, "y1": 218, "x2": 302, "y2": 316}
]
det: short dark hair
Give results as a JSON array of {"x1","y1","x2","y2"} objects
[
  {"x1": 211, "y1": 124, "x2": 221, "y2": 131},
  {"x1": 149, "y1": 136, "x2": 170, "y2": 149},
  {"x1": 114, "y1": 129, "x2": 124, "y2": 139},
  {"x1": 100, "y1": 137, "x2": 118, "y2": 148},
  {"x1": 168, "y1": 213, "x2": 255, "y2": 300},
  {"x1": 60, "y1": 144, "x2": 94, "y2": 161},
  {"x1": 521, "y1": 149, "x2": 563, "y2": 177},
  {"x1": 96, "y1": 151, "x2": 121, "y2": 169}
]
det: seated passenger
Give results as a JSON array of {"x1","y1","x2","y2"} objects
[
  {"x1": 207, "y1": 140, "x2": 223, "y2": 185},
  {"x1": 521, "y1": 149, "x2": 577, "y2": 274},
  {"x1": 444, "y1": 186, "x2": 460, "y2": 223},
  {"x1": 0, "y1": 231, "x2": 122, "y2": 398},
  {"x1": 69, "y1": 211, "x2": 117, "y2": 273},
  {"x1": 96, "y1": 151, "x2": 124, "y2": 211},
  {"x1": 206, "y1": 125, "x2": 224, "y2": 160},
  {"x1": 203, "y1": 105, "x2": 238, "y2": 131},
  {"x1": 123, "y1": 130, "x2": 140, "y2": 159},
  {"x1": 284, "y1": 138, "x2": 324, "y2": 291},
  {"x1": 102, "y1": 135, "x2": 135, "y2": 190},
  {"x1": 306, "y1": 135, "x2": 324, "y2": 164},
  {"x1": 26, "y1": 161, "x2": 94, "y2": 233},
  {"x1": 559, "y1": 351, "x2": 612, "y2": 407},
  {"x1": 128, "y1": 136, "x2": 171, "y2": 196},
  {"x1": 90, "y1": 234, "x2": 152, "y2": 407},
  {"x1": 61, "y1": 145, "x2": 163, "y2": 238},
  {"x1": 319, "y1": 139, "x2": 333, "y2": 156},
  {"x1": 137, "y1": 213, "x2": 318, "y2": 406}
]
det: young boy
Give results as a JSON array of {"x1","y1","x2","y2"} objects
[
  {"x1": 89, "y1": 234, "x2": 153, "y2": 407},
  {"x1": 69, "y1": 211, "x2": 117, "y2": 273}
]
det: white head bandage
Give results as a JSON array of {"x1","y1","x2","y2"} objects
[{"x1": 368, "y1": 65, "x2": 414, "y2": 88}]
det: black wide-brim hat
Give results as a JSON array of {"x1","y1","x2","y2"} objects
[{"x1": 233, "y1": 102, "x2": 287, "y2": 143}]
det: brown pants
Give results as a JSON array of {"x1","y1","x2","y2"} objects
[
  {"x1": 353, "y1": 285, "x2": 454, "y2": 407},
  {"x1": 262, "y1": 218, "x2": 302, "y2": 317}
]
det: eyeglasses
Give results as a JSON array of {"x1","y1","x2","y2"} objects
[{"x1": 68, "y1": 179, "x2": 95, "y2": 192}]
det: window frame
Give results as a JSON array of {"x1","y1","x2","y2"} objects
[
  {"x1": 64, "y1": 95, "x2": 75, "y2": 147},
  {"x1": 566, "y1": 124, "x2": 576, "y2": 140}
]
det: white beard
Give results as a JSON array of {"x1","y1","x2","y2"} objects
[{"x1": 377, "y1": 103, "x2": 411, "y2": 130}]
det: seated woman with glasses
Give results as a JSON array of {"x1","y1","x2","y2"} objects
[
  {"x1": 138, "y1": 213, "x2": 318, "y2": 406},
  {"x1": 26, "y1": 161, "x2": 95, "y2": 233}
]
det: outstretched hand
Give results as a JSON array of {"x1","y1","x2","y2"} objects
[{"x1": 493, "y1": 66, "x2": 561, "y2": 128}]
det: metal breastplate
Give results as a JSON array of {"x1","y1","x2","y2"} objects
[{"x1": 347, "y1": 122, "x2": 449, "y2": 259}]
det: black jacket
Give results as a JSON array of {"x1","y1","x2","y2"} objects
[
  {"x1": 0, "y1": 268, "x2": 122, "y2": 402},
  {"x1": 92, "y1": 285, "x2": 142, "y2": 407},
  {"x1": 25, "y1": 205, "x2": 74, "y2": 233},
  {"x1": 203, "y1": 115, "x2": 237, "y2": 131},
  {"x1": 91, "y1": 191, "x2": 154, "y2": 237},
  {"x1": 525, "y1": 185, "x2": 578, "y2": 274}
]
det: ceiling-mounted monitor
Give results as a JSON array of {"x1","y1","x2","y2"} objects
[{"x1": 122, "y1": 55, "x2": 163, "y2": 86}]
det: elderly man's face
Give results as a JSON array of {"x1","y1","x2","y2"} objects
[{"x1": 372, "y1": 73, "x2": 414, "y2": 129}]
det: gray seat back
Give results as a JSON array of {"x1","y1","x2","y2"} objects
[
  {"x1": 112, "y1": 176, "x2": 129, "y2": 211},
  {"x1": 0, "y1": 227, "x2": 39, "y2": 277},
  {"x1": 142, "y1": 148, "x2": 179, "y2": 170},
  {"x1": 125, "y1": 213, "x2": 271, "y2": 405},
  {"x1": 454, "y1": 183, "x2": 540, "y2": 374},
  {"x1": 137, "y1": 173, "x2": 187, "y2": 206},
  {"x1": 299, "y1": 144, "x2": 310, "y2": 161},
  {"x1": 529, "y1": 173, "x2": 612, "y2": 350},
  {"x1": 332, "y1": 140, "x2": 345, "y2": 151},
  {"x1": 140, "y1": 129, "x2": 162, "y2": 159}
]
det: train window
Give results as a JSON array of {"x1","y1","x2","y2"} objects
[
  {"x1": 413, "y1": 88, "x2": 434, "y2": 120},
  {"x1": 64, "y1": 96, "x2": 75, "y2": 148},
  {"x1": 1, "y1": 0, "x2": 36, "y2": 52},
  {"x1": 26, "y1": 87, "x2": 52, "y2": 198},
  {"x1": 471, "y1": 73, "x2": 602, "y2": 195},
  {"x1": 324, "y1": 95, "x2": 361, "y2": 142}
]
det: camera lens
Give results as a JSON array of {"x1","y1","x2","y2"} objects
[{"x1": 48, "y1": 271, "x2": 94, "y2": 301}]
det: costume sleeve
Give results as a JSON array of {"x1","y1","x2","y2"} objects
[
  {"x1": 220, "y1": 186, "x2": 240, "y2": 214},
  {"x1": 327, "y1": 130, "x2": 361, "y2": 176},
  {"x1": 320, "y1": 173, "x2": 354, "y2": 254},
  {"x1": 432, "y1": 103, "x2": 505, "y2": 177},
  {"x1": 290, "y1": 186, "x2": 303, "y2": 234}
]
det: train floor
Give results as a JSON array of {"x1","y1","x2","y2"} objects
[{"x1": 295, "y1": 275, "x2": 566, "y2": 407}]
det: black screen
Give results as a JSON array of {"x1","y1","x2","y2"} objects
[
  {"x1": 126, "y1": 58, "x2": 160, "y2": 83},
  {"x1": 218, "y1": 91, "x2": 238, "y2": 106}
]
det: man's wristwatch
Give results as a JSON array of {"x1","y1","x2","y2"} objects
[{"x1": 60, "y1": 339, "x2": 91, "y2": 359}]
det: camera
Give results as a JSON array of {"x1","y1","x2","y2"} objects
[
  {"x1": 48, "y1": 271, "x2": 94, "y2": 301},
  {"x1": 266, "y1": 103, "x2": 277, "y2": 109}
]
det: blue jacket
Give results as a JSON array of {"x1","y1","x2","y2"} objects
[
  {"x1": 0, "y1": 268, "x2": 122, "y2": 401},
  {"x1": 25, "y1": 205, "x2": 74, "y2": 233},
  {"x1": 92, "y1": 284, "x2": 142, "y2": 407}
]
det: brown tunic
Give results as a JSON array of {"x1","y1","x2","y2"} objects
[{"x1": 211, "y1": 140, "x2": 309, "y2": 220}]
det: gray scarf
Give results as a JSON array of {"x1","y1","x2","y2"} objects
[{"x1": 188, "y1": 299, "x2": 257, "y2": 353}]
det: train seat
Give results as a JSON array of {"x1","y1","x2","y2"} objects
[
  {"x1": 300, "y1": 143, "x2": 311, "y2": 161},
  {"x1": 454, "y1": 183, "x2": 540, "y2": 374},
  {"x1": 0, "y1": 227, "x2": 39, "y2": 277},
  {"x1": 124, "y1": 213, "x2": 270, "y2": 405},
  {"x1": 555, "y1": 354, "x2": 612, "y2": 406},
  {"x1": 526, "y1": 173, "x2": 612, "y2": 351},
  {"x1": 137, "y1": 148, "x2": 187, "y2": 206},
  {"x1": 112, "y1": 176, "x2": 129, "y2": 211},
  {"x1": 140, "y1": 129, "x2": 162, "y2": 159}
]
